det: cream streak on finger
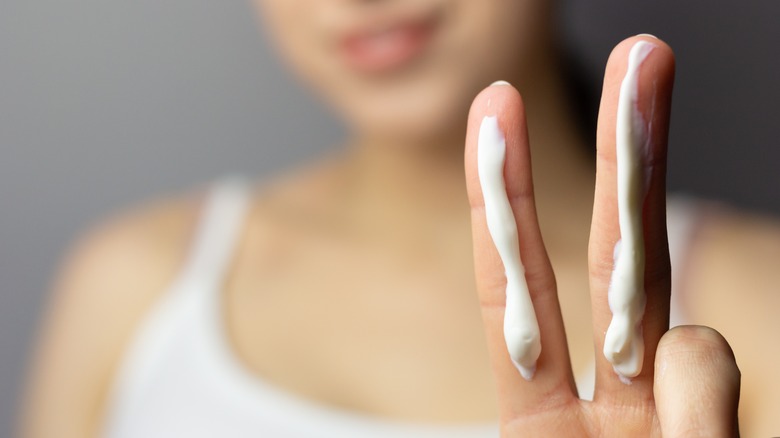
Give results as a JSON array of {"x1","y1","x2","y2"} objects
[
  {"x1": 603, "y1": 40, "x2": 655, "y2": 382},
  {"x1": 477, "y1": 115, "x2": 541, "y2": 380}
]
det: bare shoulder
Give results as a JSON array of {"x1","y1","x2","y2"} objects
[
  {"x1": 21, "y1": 189, "x2": 203, "y2": 438},
  {"x1": 60, "y1": 191, "x2": 203, "y2": 301},
  {"x1": 56, "y1": 189, "x2": 204, "y2": 328},
  {"x1": 683, "y1": 204, "x2": 780, "y2": 436},
  {"x1": 687, "y1": 205, "x2": 780, "y2": 306}
]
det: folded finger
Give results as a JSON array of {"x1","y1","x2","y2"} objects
[{"x1": 654, "y1": 326, "x2": 741, "y2": 437}]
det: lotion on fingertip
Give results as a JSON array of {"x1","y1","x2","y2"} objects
[{"x1": 477, "y1": 115, "x2": 541, "y2": 380}]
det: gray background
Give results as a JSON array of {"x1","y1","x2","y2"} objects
[{"x1": 1, "y1": 0, "x2": 778, "y2": 434}]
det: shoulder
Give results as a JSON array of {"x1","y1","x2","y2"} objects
[
  {"x1": 58, "y1": 189, "x2": 203, "y2": 315},
  {"x1": 686, "y1": 203, "x2": 780, "y2": 299},
  {"x1": 21, "y1": 188, "x2": 204, "y2": 437},
  {"x1": 683, "y1": 203, "x2": 780, "y2": 436},
  {"x1": 684, "y1": 203, "x2": 780, "y2": 343}
]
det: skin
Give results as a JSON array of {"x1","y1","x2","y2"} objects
[
  {"x1": 20, "y1": 0, "x2": 779, "y2": 436},
  {"x1": 465, "y1": 38, "x2": 739, "y2": 435},
  {"x1": 255, "y1": 0, "x2": 555, "y2": 144}
]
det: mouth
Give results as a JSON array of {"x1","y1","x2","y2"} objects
[{"x1": 339, "y1": 11, "x2": 440, "y2": 75}]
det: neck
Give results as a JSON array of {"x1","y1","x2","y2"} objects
[
  {"x1": 515, "y1": 49, "x2": 595, "y2": 255},
  {"x1": 341, "y1": 127, "x2": 469, "y2": 232}
]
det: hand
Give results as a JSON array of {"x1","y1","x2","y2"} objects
[{"x1": 464, "y1": 35, "x2": 741, "y2": 437}]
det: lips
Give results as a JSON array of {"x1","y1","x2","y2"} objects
[{"x1": 340, "y1": 14, "x2": 438, "y2": 74}]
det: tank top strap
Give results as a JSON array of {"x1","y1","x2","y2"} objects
[{"x1": 178, "y1": 175, "x2": 252, "y2": 290}]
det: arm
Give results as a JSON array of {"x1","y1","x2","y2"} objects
[{"x1": 19, "y1": 196, "x2": 198, "y2": 438}]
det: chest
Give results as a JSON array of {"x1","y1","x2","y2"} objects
[{"x1": 221, "y1": 227, "x2": 594, "y2": 421}]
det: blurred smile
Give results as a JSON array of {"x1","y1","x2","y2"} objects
[{"x1": 339, "y1": 10, "x2": 441, "y2": 74}]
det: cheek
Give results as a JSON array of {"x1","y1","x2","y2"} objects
[
  {"x1": 257, "y1": 1, "x2": 360, "y2": 121},
  {"x1": 254, "y1": 0, "x2": 326, "y2": 80},
  {"x1": 457, "y1": 0, "x2": 549, "y2": 74}
]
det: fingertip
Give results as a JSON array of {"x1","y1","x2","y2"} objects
[
  {"x1": 636, "y1": 33, "x2": 658, "y2": 40},
  {"x1": 654, "y1": 326, "x2": 741, "y2": 437},
  {"x1": 598, "y1": 33, "x2": 675, "y2": 137},
  {"x1": 602, "y1": 34, "x2": 674, "y2": 94},
  {"x1": 655, "y1": 325, "x2": 739, "y2": 377},
  {"x1": 490, "y1": 80, "x2": 512, "y2": 87},
  {"x1": 610, "y1": 34, "x2": 674, "y2": 63},
  {"x1": 468, "y1": 80, "x2": 524, "y2": 122},
  {"x1": 465, "y1": 81, "x2": 527, "y2": 208}
]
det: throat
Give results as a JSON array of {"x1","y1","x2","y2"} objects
[{"x1": 342, "y1": 135, "x2": 470, "y2": 225}]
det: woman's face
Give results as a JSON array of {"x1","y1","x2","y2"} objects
[{"x1": 253, "y1": 0, "x2": 553, "y2": 143}]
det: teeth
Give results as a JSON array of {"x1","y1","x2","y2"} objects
[
  {"x1": 361, "y1": 28, "x2": 407, "y2": 52},
  {"x1": 374, "y1": 26, "x2": 397, "y2": 37}
]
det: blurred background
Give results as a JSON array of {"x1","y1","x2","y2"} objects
[{"x1": 1, "y1": 0, "x2": 778, "y2": 434}]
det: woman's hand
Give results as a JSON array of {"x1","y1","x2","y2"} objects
[{"x1": 465, "y1": 35, "x2": 741, "y2": 437}]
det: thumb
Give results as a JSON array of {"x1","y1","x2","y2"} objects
[{"x1": 654, "y1": 325, "x2": 741, "y2": 437}]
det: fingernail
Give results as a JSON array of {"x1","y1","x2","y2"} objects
[
  {"x1": 636, "y1": 33, "x2": 658, "y2": 40},
  {"x1": 490, "y1": 80, "x2": 511, "y2": 87}
]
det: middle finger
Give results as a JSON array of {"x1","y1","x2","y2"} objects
[{"x1": 589, "y1": 35, "x2": 676, "y2": 405}]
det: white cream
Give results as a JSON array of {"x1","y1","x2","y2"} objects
[
  {"x1": 478, "y1": 115, "x2": 541, "y2": 380},
  {"x1": 603, "y1": 40, "x2": 655, "y2": 381}
]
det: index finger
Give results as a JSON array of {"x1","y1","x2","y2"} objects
[{"x1": 465, "y1": 82, "x2": 577, "y2": 424}]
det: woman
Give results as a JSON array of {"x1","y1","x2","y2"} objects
[{"x1": 22, "y1": 0, "x2": 778, "y2": 436}]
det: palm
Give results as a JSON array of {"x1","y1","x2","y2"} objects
[
  {"x1": 464, "y1": 35, "x2": 740, "y2": 437},
  {"x1": 506, "y1": 403, "x2": 657, "y2": 436}
]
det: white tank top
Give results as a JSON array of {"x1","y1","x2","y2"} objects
[{"x1": 101, "y1": 177, "x2": 698, "y2": 436}]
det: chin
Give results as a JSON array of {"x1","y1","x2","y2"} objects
[
  {"x1": 355, "y1": 110, "x2": 458, "y2": 144},
  {"x1": 350, "y1": 104, "x2": 468, "y2": 145},
  {"x1": 337, "y1": 75, "x2": 479, "y2": 144}
]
